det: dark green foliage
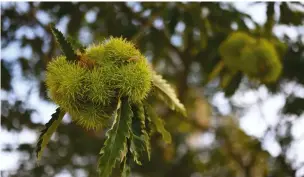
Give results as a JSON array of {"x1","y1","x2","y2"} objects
[
  {"x1": 279, "y1": 2, "x2": 304, "y2": 26},
  {"x1": 1, "y1": 60, "x2": 12, "y2": 90},
  {"x1": 283, "y1": 96, "x2": 304, "y2": 116},
  {"x1": 130, "y1": 104, "x2": 151, "y2": 164},
  {"x1": 67, "y1": 35, "x2": 86, "y2": 53},
  {"x1": 223, "y1": 72, "x2": 243, "y2": 97},
  {"x1": 50, "y1": 24, "x2": 78, "y2": 62},
  {"x1": 265, "y1": 2, "x2": 275, "y2": 36}
]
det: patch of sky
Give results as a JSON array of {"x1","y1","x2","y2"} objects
[
  {"x1": 36, "y1": 10, "x2": 52, "y2": 25},
  {"x1": 1, "y1": 1, "x2": 14, "y2": 9},
  {"x1": 15, "y1": 26, "x2": 35, "y2": 40},
  {"x1": 15, "y1": 2, "x2": 29, "y2": 14},
  {"x1": 233, "y1": 2, "x2": 267, "y2": 25},
  {"x1": 126, "y1": 2, "x2": 142, "y2": 13},
  {"x1": 243, "y1": 18, "x2": 255, "y2": 29},
  {"x1": 79, "y1": 27, "x2": 93, "y2": 45},
  {"x1": 171, "y1": 34, "x2": 182, "y2": 47},
  {"x1": 211, "y1": 92, "x2": 232, "y2": 115},
  {"x1": 85, "y1": 9, "x2": 97, "y2": 24},
  {"x1": 231, "y1": 21, "x2": 238, "y2": 30},
  {"x1": 201, "y1": 7, "x2": 210, "y2": 18},
  {"x1": 175, "y1": 22, "x2": 185, "y2": 33},
  {"x1": 56, "y1": 16, "x2": 70, "y2": 35},
  {"x1": 262, "y1": 131, "x2": 282, "y2": 156},
  {"x1": 142, "y1": 9, "x2": 151, "y2": 17},
  {"x1": 153, "y1": 18, "x2": 164, "y2": 30}
]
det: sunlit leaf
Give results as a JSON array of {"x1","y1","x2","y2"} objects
[
  {"x1": 36, "y1": 107, "x2": 65, "y2": 161},
  {"x1": 152, "y1": 71, "x2": 187, "y2": 116},
  {"x1": 97, "y1": 97, "x2": 132, "y2": 177},
  {"x1": 145, "y1": 104, "x2": 172, "y2": 143}
]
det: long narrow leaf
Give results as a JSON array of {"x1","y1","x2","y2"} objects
[
  {"x1": 136, "y1": 104, "x2": 151, "y2": 160},
  {"x1": 121, "y1": 156, "x2": 131, "y2": 177},
  {"x1": 98, "y1": 97, "x2": 132, "y2": 177},
  {"x1": 152, "y1": 71, "x2": 186, "y2": 116},
  {"x1": 130, "y1": 105, "x2": 145, "y2": 165},
  {"x1": 50, "y1": 24, "x2": 78, "y2": 62},
  {"x1": 36, "y1": 107, "x2": 65, "y2": 161},
  {"x1": 145, "y1": 104, "x2": 172, "y2": 143},
  {"x1": 121, "y1": 141, "x2": 132, "y2": 177}
]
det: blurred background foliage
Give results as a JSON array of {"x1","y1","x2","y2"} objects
[{"x1": 1, "y1": 2, "x2": 304, "y2": 177}]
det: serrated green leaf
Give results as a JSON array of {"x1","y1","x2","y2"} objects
[
  {"x1": 121, "y1": 141, "x2": 131, "y2": 177},
  {"x1": 141, "y1": 130, "x2": 151, "y2": 160},
  {"x1": 50, "y1": 24, "x2": 78, "y2": 62},
  {"x1": 98, "y1": 97, "x2": 132, "y2": 177},
  {"x1": 36, "y1": 107, "x2": 65, "y2": 162},
  {"x1": 130, "y1": 134, "x2": 144, "y2": 165},
  {"x1": 129, "y1": 104, "x2": 152, "y2": 164},
  {"x1": 136, "y1": 104, "x2": 151, "y2": 160},
  {"x1": 120, "y1": 139, "x2": 128, "y2": 163},
  {"x1": 67, "y1": 35, "x2": 86, "y2": 53},
  {"x1": 121, "y1": 157, "x2": 131, "y2": 177},
  {"x1": 145, "y1": 104, "x2": 172, "y2": 143},
  {"x1": 152, "y1": 71, "x2": 187, "y2": 116},
  {"x1": 129, "y1": 105, "x2": 145, "y2": 165},
  {"x1": 143, "y1": 105, "x2": 155, "y2": 136}
]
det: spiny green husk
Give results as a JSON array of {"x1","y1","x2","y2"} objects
[
  {"x1": 46, "y1": 37, "x2": 152, "y2": 130},
  {"x1": 219, "y1": 31, "x2": 282, "y2": 83},
  {"x1": 103, "y1": 37, "x2": 142, "y2": 64},
  {"x1": 240, "y1": 39, "x2": 282, "y2": 83},
  {"x1": 219, "y1": 32, "x2": 256, "y2": 71}
]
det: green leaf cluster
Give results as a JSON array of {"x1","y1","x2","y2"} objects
[{"x1": 98, "y1": 96, "x2": 175, "y2": 177}]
